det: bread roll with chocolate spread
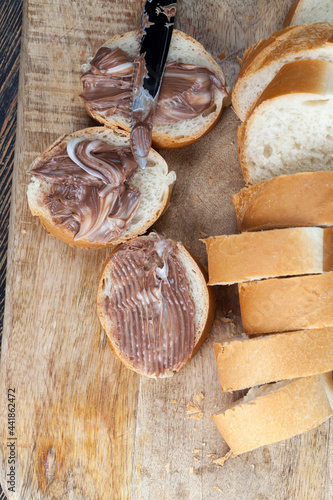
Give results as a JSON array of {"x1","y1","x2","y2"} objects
[
  {"x1": 97, "y1": 233, "x2": 215, "y2": 378},
  {"x1": 27, "y1": 127, "x2": 176, "y2": 248},
  {"x1": 80, "y1": 30, "x2": 229, "y2": 149}
]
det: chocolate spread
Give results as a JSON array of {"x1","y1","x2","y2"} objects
[
  {"x1": 30, "y1": 138, "x2": 140, "y2": 244},
  {"x1": 81, "y1": 47, "x2": 227, "y2": 125},
  {"x1": 104, "y1": 234, "x2": 196, "y2": 377}
]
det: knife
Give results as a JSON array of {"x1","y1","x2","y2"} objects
[{"x1": 130, "y1": 0, "x2": 177, "y2": 169}]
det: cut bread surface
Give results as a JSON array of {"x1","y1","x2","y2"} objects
[
  {"x1": 97, "y1": 233, "x2": 215, "y2": 378},
  {"x1": 212, "y1": 374, "x2": 333, "y2": 455},
  {"x1": 205, "y1": 227, "x2": 325, "y2": 285},
  {"x1": 284, "y1": 0, "x2": 333, "y2": 27},
  {"x1": 232, "y1": 23, "x2": 333, "y2": 121},
  {"x1": 238, "y1": 60, "x2": 333, "y2": 184},
  {"x1": 214, "y1": 327, "x2": 333, "y2": 391},
  {"x1": 81, "y1": 30, "x2": 228, "y2": 149},
  {"x1": 233, "y1": 171, "x2": 333, "y2": 232},
  {"x1": 27, "y1": 127, "x2": 176, "y2": 248}
]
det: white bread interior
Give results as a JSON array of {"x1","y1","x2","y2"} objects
[
  {"x1": 232, "y1": 23, "x2": 333, "y2": 121},
  {"x1": 238, "y1": 60, "x2": 333, "y2": 185},
  {"x1": 82, "y1": 30, "x2": 228, "y2": 149},
  {"x1": 27, "y1": 127, "x2": 176, "y2": 248},
  {"x1": 284, "y1": 0, "x2": 333, "y2": 27},
  {"x1": 212, "y1": 374, "x2": 333, "y2": 455},
  {"x1": 214, "y1": 327, "x2": 333, "y2": 391},
  {"x1": 205, "y1": 227, "x2": 325, "y2": 285},
  {"x1": 97, "y1": 234, "x2": 216, "y2": 378},
  {"x1": 238, "y1": 270, "x2": 333, "y2": 335},
  {"x1": 232, "y1": 171, "x2": 333, "y2": 232}
]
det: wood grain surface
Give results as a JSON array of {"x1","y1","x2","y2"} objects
[{"x1": 1, "y1": 0, "x2": 332, "y2": 499}]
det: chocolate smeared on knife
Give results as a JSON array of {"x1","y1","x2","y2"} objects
[{"x1": 130, "y1": 0, "x2": 177, "y2": 169}]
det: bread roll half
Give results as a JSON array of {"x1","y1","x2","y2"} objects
[
  {"x1": 232, "y1": 23, "x2": 333, "y2": 121},
  {"x1": 27, "y1": 127, "x2": 175, "y2": 248},
  {"x1": 283, "y1": 0, "x2": 333, "y2": 27},
  {"x1": 97, "y1": 233, "x2": 215, "y2": 378},
  {"x1": 212, "y1": 374, "x2": 333, "y2": 455},
  {"x1": 214, "y1": 328, "x2": 333, "y2": 391},
  {"x1": 232, "y1": 171, "x2": 333, "y2": 232},
  {"x1": 80, "y1": 30, "x2": 228, "y2": 149},
  {"x1": 238, "y1": 60, "x2": 333, "y2": 184}
]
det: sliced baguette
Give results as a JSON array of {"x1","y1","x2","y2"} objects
[
  {"x1": 233, "y1": 171, "x2": 333, "y2": 232},
  {"x1": 214, "y1": 327, "x2": 333, "y2": 391},
  {"x1": 239, "y1": 270, "x2": 333, "y2": 335},
  {"x1": 81, "y1": 30, "x2": 228, "y2": 149},
  {"x1": 212, "y1": 374, "x2": 333, "y2": 455},
  {"x1": 27, "y1": 127, "x2": 176, "y2": 248},
  {"x1": 97, "y1": 233, "x2": 215, "y2": 378},
  {"x1": 284, "y1": 0, "x2": 333, "y2": 27},
  {"x1": 232, "y1": 23, "x2": 333, "y2": 121},
  {"x1": 205, "y1": 227, "x2": 325, "y2": 285},
  {"x1": 238, "y1": 59, "x2": 333, "y2": 185}
]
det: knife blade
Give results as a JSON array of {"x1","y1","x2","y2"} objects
[{"x1": 130, "y1": 0, "x2": 177, "y2": 169}]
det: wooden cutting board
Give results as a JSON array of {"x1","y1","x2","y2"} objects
[{"x1": 1, "y1": 0, "x2": 332, "y2": 498}]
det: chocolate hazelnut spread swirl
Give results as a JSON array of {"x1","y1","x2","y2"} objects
[
  {"x1": 81, "y1": 47, "x2": 227, "y2": 125},
  {"x1": 105, "y1": 234, "x2": 196, "y2": 377},
  {"x1": 30, "y1": 138, "x2": 140, "y2": 244}
]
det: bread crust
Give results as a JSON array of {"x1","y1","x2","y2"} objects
[
  {"x1": 232, "y1": 171, "x2": 333, "y2": 232},
  {"x1": 212, "y1": 374, "x2": 333, "y2": 455},
  {"x1": 214, "y1": 328, "x2": 333, "y2": 391},
  {"x1": 283, "y1": 0, "x2": 302, "y2": 27},
  {"x1": 27, "y1": 127, "x2": 175, "y2": 248},
  {"x1": 232, "y1": 23, "x2": 333, "y2": 121},
  {"x1": 81, "y1": 30, "x2": 228, "y2": 149},
  {"x1": 96, "y1": 235, "x2": 215, "y2": 378}
]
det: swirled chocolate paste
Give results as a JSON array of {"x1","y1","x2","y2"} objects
[
  {"x1": 104, "y1": 234, "x2": 196, "y2": 377},
  {"x1": 81, "y1": 47, "x2": 227, "y2": 124},
  {"x1": 30, "y1": 138, "x2": 140, "y2": 243}
]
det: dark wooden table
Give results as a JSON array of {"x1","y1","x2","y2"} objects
[{"x1": 0, "y1": 1, "x2": 22, "y2": 498}]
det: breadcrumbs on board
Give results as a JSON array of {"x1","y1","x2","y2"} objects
[
  {"x1": 213, "y1": 486, "x2": 223, "y2": 493},
  {"x1": 194, "y1": 457, "x2": 200, "y2": 462},
  {"x1": 194, "y1": 427, "x2": 198, "y2": 431},
  {"x1": 189, "y1": 412, "x2": 204, "y2": 420},
  {"x1": 237, "y1": 56, "x2": 243, "y2": 64},
  {"x1": 221, "y1": 317, "x2": 232, "y2": 323},
  {"x1": 218, "y1": 52, "x2": 226, "y2": 60},
  {"x1": 193, "y1": 195, "x2": 202, "y2": 203},
  {"x1": 213, "y1": 450, "x2": 233, "y2": 467},
  {"x1": 195, "y1": 392, "x2": 204, "y2": 403},
  {"x1": 21, "y1": 229, "x2": 27, "y2": 234},
  {"x1": 186, "y1": 402, "x2": 202, "y2": 414},
  {"x1": 189, "y1": 467, "x2": 194, "y2": 474},
  {"x1": 202, "y1": 442, "x2": 206, "y2": 447},
  {"x1": 208, "y1": 177, "x2": 214, "y2": 184},
  {"x1": 193, "y1": 448, "x2": 200, "y2": 453},
  {"x1": 199, "y1": 231, "x2": 207, "y2": 238},
  {"x1": 171, "y1": 400, "x2": 177, "y2": 404},
  {"x1": 165, "y1": 463, "x2": 170, "y2": 473},
  {"x1": 207, "y1": 453, "x2": 217, "y2": 458}
]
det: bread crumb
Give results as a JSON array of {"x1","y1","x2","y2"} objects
[
  {"x1": 199, "y1": 231, "x2": 207, "y2": 238},
  {"x1": 194, "y1": 427, "x2": 198, "y2": 431},
  {"x1": 213, "y1": 450, "x2": 233, "y2": 467},
  {"x1": 207, "y1": 453, "x2": 217, "y2": 458},
  {"x1": 186, "y1": 402, "x2": 202, "y2": 414},
  {"x1": 189, "y1": 467, "x2": 194, "y2": 473},
  {"x1": 171, "y1": 399, "x2": 177, "y2": 404},
  {"x1": 195, "y1": 392, "x2": 204, "y2": 403},
  {"x1": 193, "y1": 195, "x2": 202, "y2": 203},
  {"x1": 213, "y1": 485, "x2": 223, "y2": 493},
  {"x1": 165, "y1": 463, "x2": 170, "y2": 473},
  {"x1": 218, "y1": 52, "x2": 226, "y2": 61},
  {"x1": 202, "y1": 442, "x2": 206, "y2": 447},
  {"x1": 208, "y1": 177, "x2": 214, "y2": 184},
  {"x1": 237, "y1": 56, "x2": 243, "y2": 64},
  {"x1": 189, "y1": 412, "x2": 204, "y2": 420},
  {"x1": 221, "y1": 317, "x2": 232, "y2": 323},
  {"x1": 194, "y1": 456, "x2": 200, "y2": 462},
  {"x1": 181, "y1": 398, "x2": 184, "y2": 402},
  {"x1": 162, "y1": 475, "x2": 164, "y2": 480},
  {"x1": 193, "y1": 448, "x2": 201, "y2": 453},
  {"x1": 21, "y1": 229, "x2": 27, "y2": 235}
]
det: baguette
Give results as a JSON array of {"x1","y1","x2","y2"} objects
[
  {"x1": 214, "y1": 327, "x2": 333, "y2": 391},
  {"x1": 212, "y1": 374, "x2": 333, "y2": 455},
  {"x1": 232, "y1": 171, "x2": 333, "y2": 232},
  {"x1": 27, "y1": 127, "x2": 176, "y2": 248},
  {"x1": 239, "y1": 271, "x2": 333, "y2": 335},
  {"x1": 80, "y1": 30, "x2": 229, "y2": 149},
  {"x1": 204, "y1": 227, "x2": 325, "y2": 285},
  {"x1": 284, "y1": 0, "x2": 333, "y2": 27},
  {"x1": 238, "y1": 60, "x2": 333, "y2": 184},
  {"x1": 97, "y1": 233, "x2": 215, "y2": 378}
]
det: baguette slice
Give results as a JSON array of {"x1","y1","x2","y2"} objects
[
  {"x1": 81, "y1": 30, "x2": 228, "y2": 149},
  {"x1": 212, "y1": 374, "x2": 333, "y2": 455},
  {"x1": 233, "y1": 171, "x2": 333, "y2": 232},
  {"x1": 238, "y1": 60, "x2": 333, "y2": 185},
  {"x1": 97, "y1": 233, "x2": 215, "y2": 378},
  {"x1": 205, "y1": 227, "x2": 325, "y2": 285},
  {"x1": 27, "y1": 127, "x2": 176, "y2": 248},
  {"x1": 284, "y1": 0, "x2": 333, "y2": 27},
  {"x1": 239, "y1": 271, "x2": 333, "y2": 335},
  {"x1": 232, "y1": 23, "x2": 333, "y2": 121},
  {"x1": 214, "y1": 327, "x2": 333, "y2": 391}
]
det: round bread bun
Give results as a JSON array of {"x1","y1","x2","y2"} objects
[
  {"x1": 27, "y1": 127, "x2": 176, "y2": 248},
  {"x1": 81, "y1": 30, "x2": 228, "y2": 149},
  {"x1": 97, "y1": 233, "x2": 216, "y2": 378}
]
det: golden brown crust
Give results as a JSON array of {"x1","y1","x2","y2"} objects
[
  {"x1": 96, "y1": 236, "x2": 215, "y2": 378},
  {"x1": 283, "y1": 0, "x2": 302, "y2": 27}
]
